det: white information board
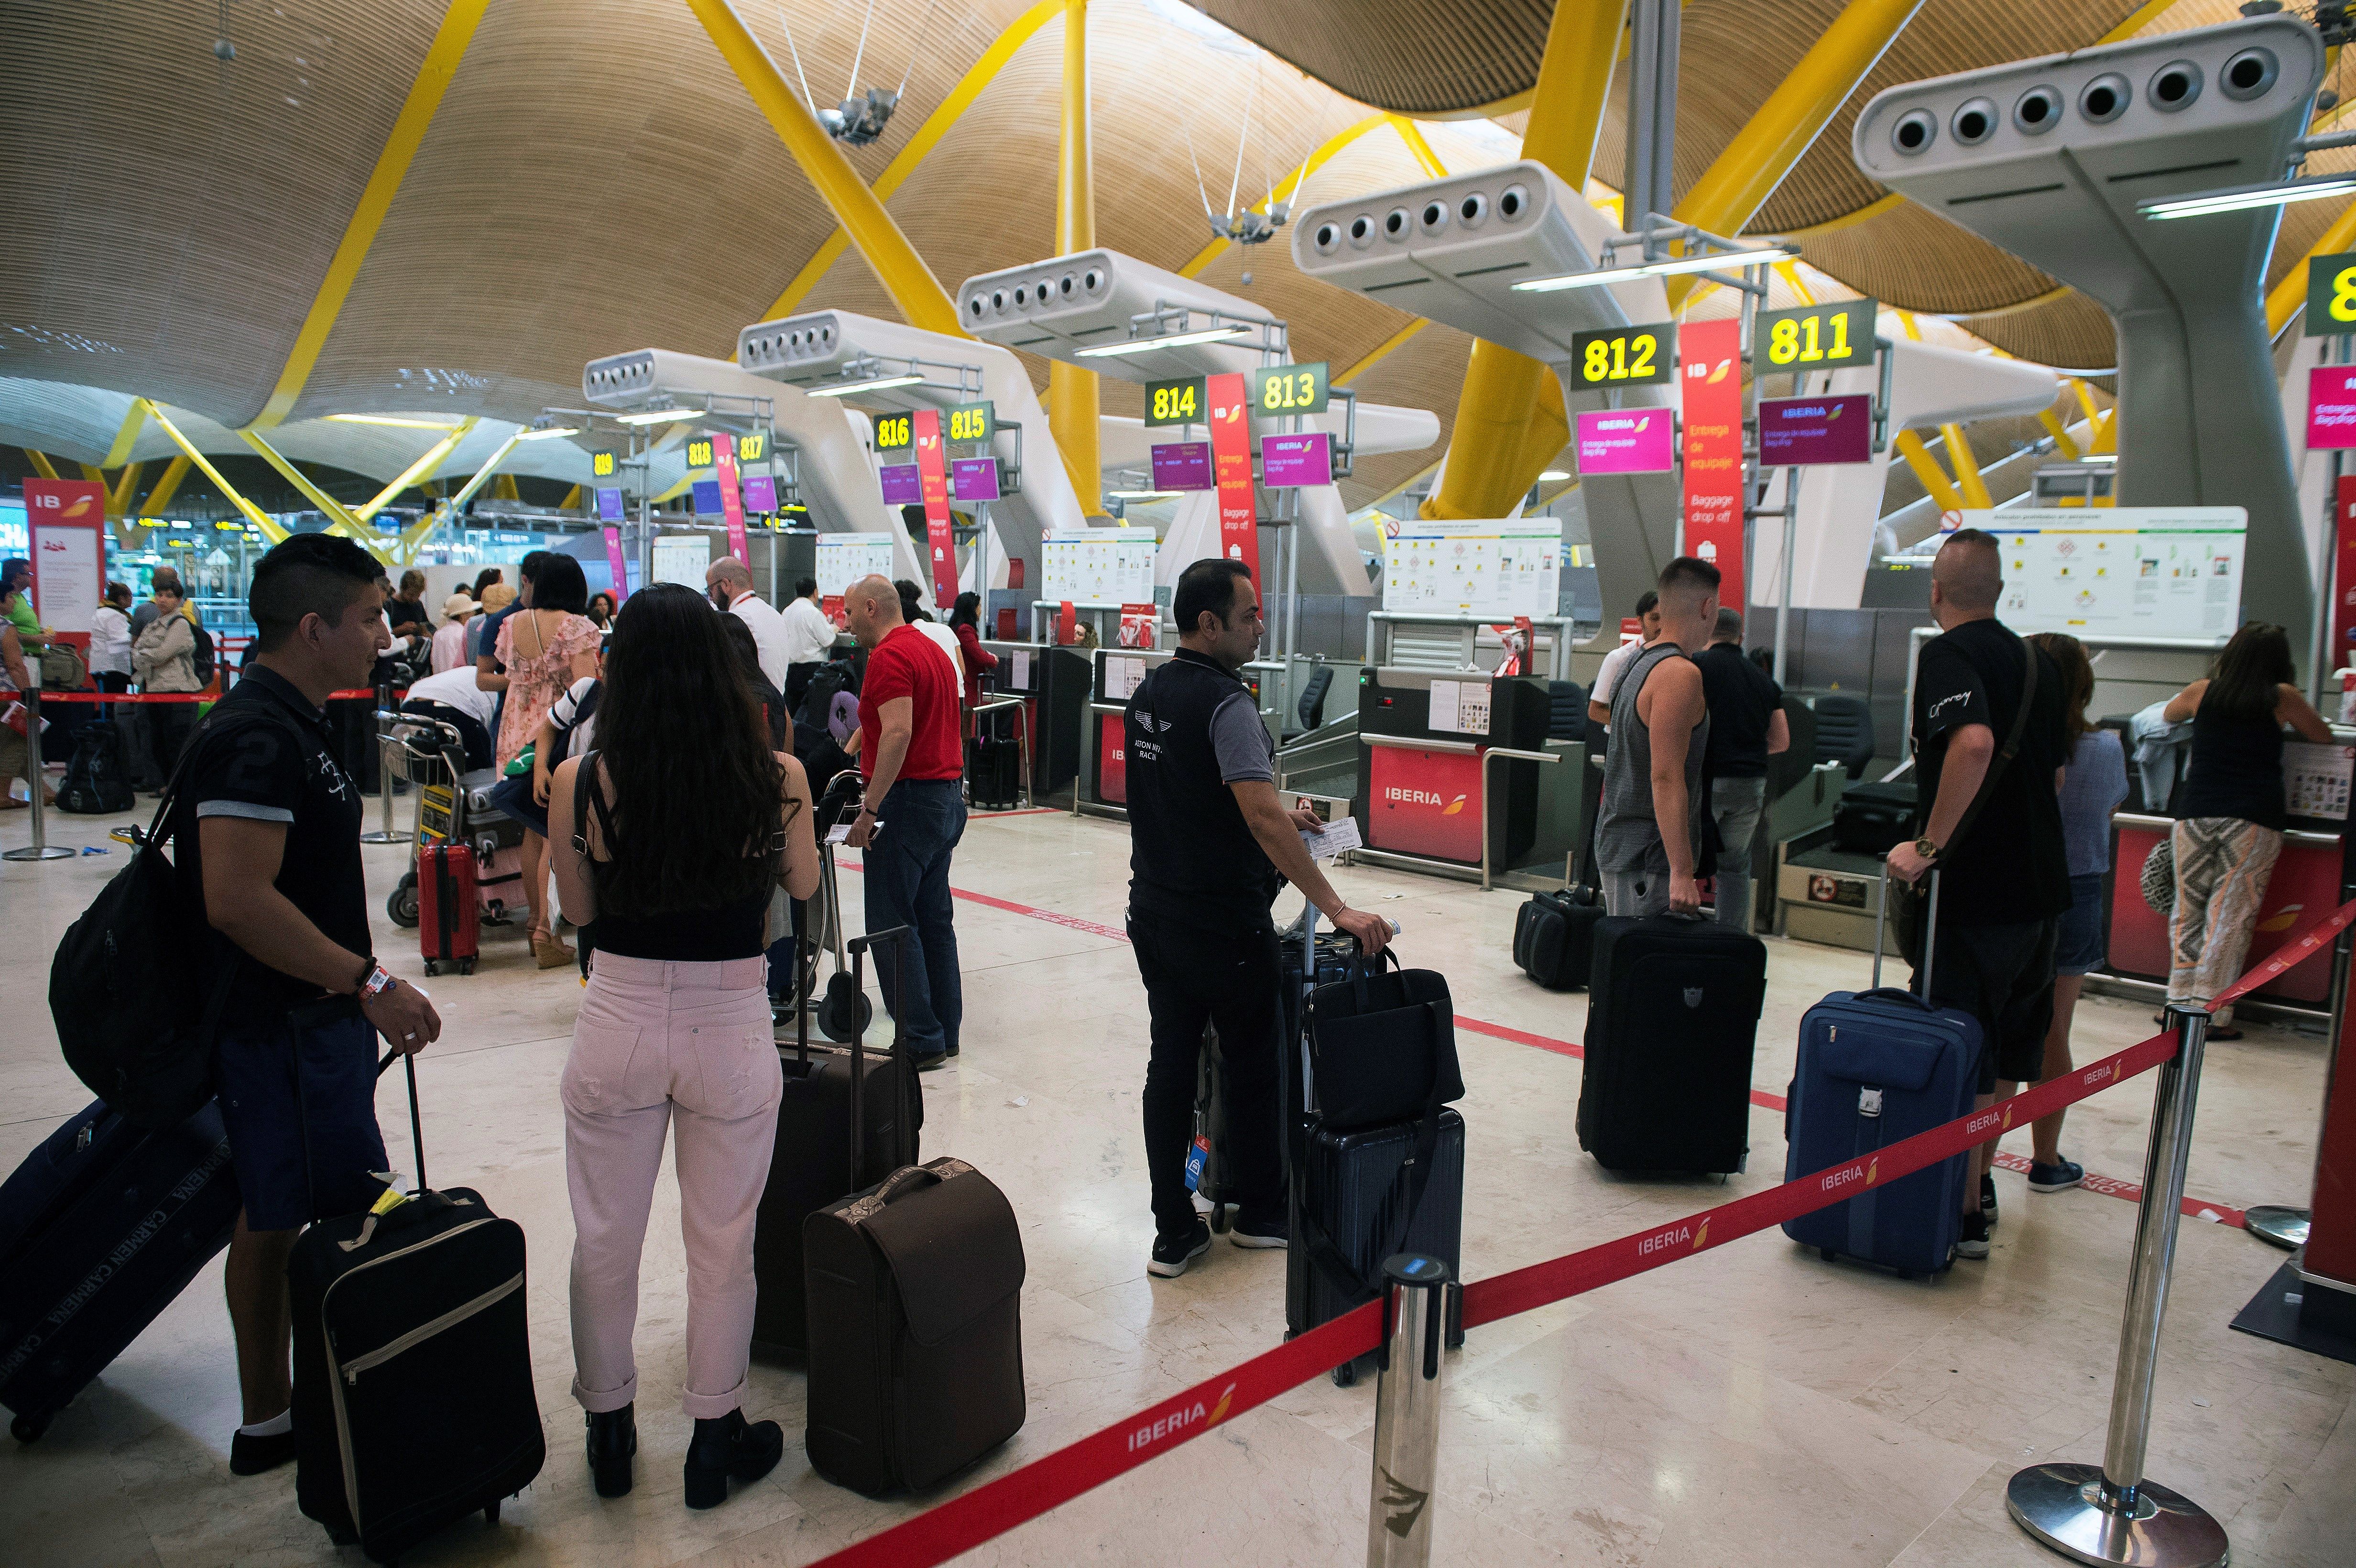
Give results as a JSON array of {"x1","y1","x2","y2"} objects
[
  {"x1": 650, "y1": 533, "x2": 712, "y2": 589},
  {"x1": 1380, "y1": 516, "x2": 1560, "y2": 618},
  {"x1": 1962, "y1": 508, "x2": 2247, "y2": 638},
  {"x1": 31, "y1": 524, "x2": 99, "y2": 636},
  {"x1": 815, "y1": 534, "x2": 898, "y2": 597},
  {"x1": 1042, "y1": 528, "x2": 1157, "y2": 604}
]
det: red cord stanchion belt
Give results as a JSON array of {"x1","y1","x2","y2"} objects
[
  {"x1": 39, "y1": 688, "x2": 392, "y2": 702},
  {"x1": 805, "y1": 896, "x2": 2356, "y2": 1568}
]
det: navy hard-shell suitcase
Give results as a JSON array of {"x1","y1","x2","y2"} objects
[
  {"x1": 1577, "y1": 912, "x2": 1767, "y2": 1173},
  {"x1": 0, "y1": 1100, "x2": 242, "y2": 1442},
  {"x1": 1286, "y1": 1108, "x2": 1467, "y2": 1386},
  {"x1": 1782, "y1": 869, "x2": 1980, "y2": 1277}
]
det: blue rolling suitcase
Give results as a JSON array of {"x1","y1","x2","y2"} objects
[
  {"x1": 0, "y1": 1100, "x2": 242, "y2": 1442},
  {"x1": 1782, "y1": 868, "x2": 1980, "y2": 1277}
]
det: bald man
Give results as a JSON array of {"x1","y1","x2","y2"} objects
[
  {"x1": 1889, "y1": 527, "x2": 2071, "y2": 1260},
  {"x1": 706, "y1": 556, "x2": 792, "y2": 693},
  {"x1": 842, "y1": 573, "x2": 967, "y2": 1067}
]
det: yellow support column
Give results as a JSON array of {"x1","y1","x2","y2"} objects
[
  {"x1": 355, "y1": 418, "x2": 476, "y2": 522},
  {"x1": 139, "y1": 454, "x2": 192, "y2": 524},
  {"x1": 685, "y1": 0, "x2": 963, "y2": 337},
  {"x1": 1049, "y1": 0, "x2": 1101, "y2": 515},
  {"x1": 1938, "y1": 423, "x2": 1992, "y2": 508},
  {"x1": 2036, "y1": 409, "x2": 2083, "y2": 461},
  {"x1": 144, "y1": 404, "x2": 288, "y2": 543},
  {"x1": 1428, "y1": 0, "x2": 1630, "y2": 521},
  {"x1": 23, "y1": 450, "x2": 60, "y2": 480},
  {"x1": 1892, "y1": 429, "x2": 1966, "y2": 511},
  {"x1": 235, "y1": 429, "x2": 394, "y2": 562},
  {"x1": 1664, "y1": 0, "x2": 1926, "y2": 310}
]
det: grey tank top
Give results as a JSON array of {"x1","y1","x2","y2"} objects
[{"x1": 1595, "y1": 642, "x2": 1710, "y2": 877}]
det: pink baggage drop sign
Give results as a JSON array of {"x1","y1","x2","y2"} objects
[
  {"x1": 1574, "y1": 409, "x2": 1675, "y2": 474},
  {"x1": 2311, "y1": 365, "x2": 2356, "y2": 450}
]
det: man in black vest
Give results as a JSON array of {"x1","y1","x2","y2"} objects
[{"x1": 1125, "y1": 559, "x2": 1391, "y2": 1278}]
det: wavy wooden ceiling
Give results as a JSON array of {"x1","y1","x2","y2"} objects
[{"x1": 0, "y1": 0, "x2": 2342, "y2": 501}]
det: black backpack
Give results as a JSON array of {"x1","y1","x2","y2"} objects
[
  {"x1": 56, "y1": 720, "x2": 135, "y2": 814},
  {"x1": 797, "y1": 659, "x2": 855, "y2": 732},
  {"x1": 50, "y1": 710, "x2": 274, "y2": 1127},
  {"x1": 190, "y1": 622, "x2": 216, "y2": 686}
]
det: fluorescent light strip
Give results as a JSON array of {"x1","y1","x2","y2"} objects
[
  {"x1": 2141, "y1": 177, "x2": 2356, "y2": 219},
  {"x1": 1537, "y1": 470, "x2": 1572, "y2": 482},
  {"x1": 1513, "y1": 246, "x2": 1799, "y2": 294},
  {"x1": 325, "y1": 413, "x2": 468, "y2": 430},
  {"x1": 807, "y1": 373, "x2": 927, "y2": 398},
  {"x1": 611, "y1": 408, "x2": 686, "y2": 425},
  {"x1": 513, "y1": 426, "x2": 580, "y2": 441},
  {"x1": 1073, "y1": 326, "x2": 1255, "y2": 359},
  {"x1": 1106, "y1": 489, "x2": 1180, "y2": 499}
]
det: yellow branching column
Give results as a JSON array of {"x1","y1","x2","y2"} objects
[{"x1": 1051, "y1": 0, "x2": 1102, "y2": 515}]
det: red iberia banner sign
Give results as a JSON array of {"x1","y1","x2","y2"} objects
[
  {"x1": 1205, "y1": 371, "x2": 1259, "y2": 580},
  {"x1": 912, "y1": 408, "x2": 958, "y2": 610},
  {"x1": 1679, "y1": 318, "x2": 1745, "y2": 608}
]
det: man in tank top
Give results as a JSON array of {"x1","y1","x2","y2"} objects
[{"x1": 1593, "y1": 557, "x2": 1720, "y2": 918}]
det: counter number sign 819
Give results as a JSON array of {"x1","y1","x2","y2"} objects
[
  {"x1": 2307, "y1": 252, "x2": 2356, "y2": 336},
  {"x1": 1751, "y1": 298, "x2": 1877, "y2": 375},
  {"x1": 1570, "y1": 323, "x2": 1673, "y2": 387}
]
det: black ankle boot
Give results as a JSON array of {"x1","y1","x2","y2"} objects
[
  {"x1": 683, "y1": 1408, "x2": 784, "y2": 1510},
  {"x1": 586, "y1": 1404, "x2": 636, "y2": 1498}
]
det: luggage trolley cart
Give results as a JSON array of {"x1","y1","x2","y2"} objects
[
  {"x1": 381, "y1": 716, "x2": 527, "y2": 942},
  {"x1": 799, "y1": 768, "x2": 872, "y2": 1043}
]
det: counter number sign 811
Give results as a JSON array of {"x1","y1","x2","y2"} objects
[
  {"x1": 1751, "y1": 298, "x2": 1877, "y2": 375},
  {"x1": 1570, "y1": 324, "x2": 1673, "y2": 387}
]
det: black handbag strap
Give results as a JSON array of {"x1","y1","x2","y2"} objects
[{"x1": 1933, "y1": 637, "x2": 2039, "y2": 855}]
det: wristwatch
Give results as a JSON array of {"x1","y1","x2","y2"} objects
[{"x1": 1911, "y1": 836, "x2": 1941, "y2": 862}]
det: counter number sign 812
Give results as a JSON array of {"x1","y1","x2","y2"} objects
[{"x1": 1570, "y1": 323, "x2": 1673, "y2": 387}]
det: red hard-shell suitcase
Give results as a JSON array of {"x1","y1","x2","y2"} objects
[{"x1": 418, "y1": 842, "x2": 478, "y2": 975}]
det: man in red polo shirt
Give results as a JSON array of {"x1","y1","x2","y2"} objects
[{"x1": 843, "y1": 573, "x2": 966, "y2": 1069}]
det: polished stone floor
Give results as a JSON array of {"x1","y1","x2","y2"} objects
[{"x1": 2, "y1": 795, "x2": 2350, "y2": 1567}]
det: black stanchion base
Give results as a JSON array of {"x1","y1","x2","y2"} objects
[{"x1": 2230, "y1": 1260, "x2": 2356, "y2": 1366}]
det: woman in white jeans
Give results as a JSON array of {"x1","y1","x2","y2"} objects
[{"x1": 549, "y1": 584, "x2": 820, "y2": 1508}]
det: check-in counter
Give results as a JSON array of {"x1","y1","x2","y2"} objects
[
  {"x1": 1353, "y1": 667, "x2": 1554, "y2": 882},
  {"x1": 1077, "y1": 649, "x2": 1263, "y2": 820},
  {"x1": 2095, "y1": 812, "x2": 2343, "y2": 1013},
  {"x1": 972, "y1": 640, "x2": 1090, "y2": 805}
]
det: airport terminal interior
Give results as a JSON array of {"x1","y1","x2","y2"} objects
[{"x1": 5, "y1": 1, "x2": 2356, "y2": 1565}]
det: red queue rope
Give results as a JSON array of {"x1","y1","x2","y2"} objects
[{"x1": 34, "y1": 687, "x2": 396, "y2": 702}]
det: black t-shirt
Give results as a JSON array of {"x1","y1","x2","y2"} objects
[
  {"x1": 1911, "y1": 617, "x2": 2071, "y2": 927},
  {"x1": 1695, "y1": 643, "x2": 1783, "y2": 778},
  {"x1": 174, "y1": 665, "x2": 370, "y2": 1024}
]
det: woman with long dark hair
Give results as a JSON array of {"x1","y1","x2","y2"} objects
[
  {"x1": 549, "y1": 584, "x2": 820, "y2": 1508},
  {"x1": 2160, "y1": 622, "x2": 2332, "y2": 1036},
  {"x1": 948, "y1": 589, "x2": 998, "y2": 730}
]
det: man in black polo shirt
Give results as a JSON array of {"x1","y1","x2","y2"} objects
[
  {"x1": 1886, "y1": 529, "x2": 2070, "y2": 1260},
  {"x1": 1125, "y1": 559, "x2": 1391, "y2": 1278},
  {"x1": 1694, "y1": 608, "x2": 1789, "y2": 932},
  {"x1": 178, "y1": 534, "x2": 443, "y2": 1475}
]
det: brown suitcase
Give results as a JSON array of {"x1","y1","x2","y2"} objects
[
  {"x1": 749, "y1": 928, "x2": 918, "y2": 1360},
  {"x1": 802, "y1": 1155, "x2": 1026, "y2": 1494}
]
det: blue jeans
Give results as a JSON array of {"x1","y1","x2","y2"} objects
[
  {"x1": 862, "y1": 778, "x2": 967, "y2": 1059},
  {"x1": 1710, "y1": 775, "x2": 1768, "y2": 934}
]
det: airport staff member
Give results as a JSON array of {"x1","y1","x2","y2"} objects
[
  {"x1": 778, "y1": 576, "x2": 837, "y2": 709},
  {"x1": 1124, "y1": 559, "x2": 1391, "y2": 1280},
  {"x1": 1593, "y1": 558, "x2": 1718, "y2": 918},
  {"x1": 1695, "y1": 607, "x2": 1790, "y2": 932},
  {"x1": 1586, "y1": 590, "x2": 1661, "y2": 735},
  {"x1": 707, "y1": 556, "x2": 793, "y2": 695},
  {"x1": 177, "y1": 534, "x2": 441, "y2": 1477}
]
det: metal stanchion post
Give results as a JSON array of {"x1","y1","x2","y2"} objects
[
  {"x1": 2007, "y1": 1006, "x2": 2228, "y2": 1568},
  {"x1": 360, "y1": 681, "x2": 404, "y2": 844},
  {"x1": 5, "y1": 662, "x2": 73, "y2": 863},
  {"x1": 1365, "y1": 1253, "x2": 1451, "y2": 1568}
]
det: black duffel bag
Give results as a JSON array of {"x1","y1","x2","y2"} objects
[{"x1": 1305, "y1": 948, "x2": 1464, "y2": 1131}]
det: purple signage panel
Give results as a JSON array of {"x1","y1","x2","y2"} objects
[
  {"x1": 2310, "y1": 365, "x2": 2356, "y2": 450},
  {"x1": 1259, "y1": 431, "x2": 1333, "y2": 488},
  {"x1": 1573, "y1": 409, "x2": 1675, "y2": 474},
  {"x1": 594, "y1": 486, "x2": 624, "y2": 522},
  {"x1": 879, "y1": 463, "x2": 922, "y2": 505},
  {"x1": 690, "y1": 477, "x2": 724, "y2": 516},
  {"x1": 1149, "y1": 441, "x2": 1214, "y2": 491},
  {"x1": 951, "y1": 456, "x2": 1002, "y2": 502},
  {"x1": 1756, "y1": 393, "x2": 1873, "y2": 466},
  {"x1": 740, "y1": 472, "x2": 778, "y2": 512}
]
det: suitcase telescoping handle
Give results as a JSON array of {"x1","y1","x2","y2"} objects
[
  {"x1": 1870, "y1": 862, "x2": 1941, "y2": 1000},
  {"x1": 842, "y1": 926, "x2": 916, "y2": 1190}
]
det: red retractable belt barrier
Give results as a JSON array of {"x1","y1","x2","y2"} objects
[{"x1": 39, "y1": 687, "x2": 398, "y2": 702}]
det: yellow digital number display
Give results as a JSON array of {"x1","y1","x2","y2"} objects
[
  {"x1": 1143, "y1": 376, "x2": 1205, "y2": 428},
  {"x1": 1249, "y1": 361, "x2": 1328, "y2": 416},
  {"x1": 737, "y1": 430, "x2": 766, "y2": 462},
  {"x1": 685, "y1": 436, "x2": 716, "y2": 469},
  {"x1": 874, "y1": 414, "x2": 914, "y2": 453},
  {"x1": 946, "y1": 400, "x2": 994, "y2": 444},
  {"x1": 1571, "y1": 324, "x2": 1672, "y2": 387},
  {"x1": 2307, "y1": 251, "x2": 2356, "y2": 336},
  {"x1": 590, "y1": 450, "x2": 617, "y2": 478},
  {"x1": 1752, "y1": 299, "x2": 1876, "y2": 374}
]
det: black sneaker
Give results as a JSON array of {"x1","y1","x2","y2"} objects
[
  {"x1": 1982, "y1": 1173, "x2": 1998, "y2": 1226},
  {"x1": 913, "y1": 1051, "x2": 949, "y2": 1073},
  {"x1": 1148, "y1": 1218, "x2": 1212, "y2": 1278},
  {"x1": 1956, "y1": 1209, "x2": 1991, "y2": 1260},
  {"x1": 2028, "y1": 1157, "x2": 2085, "y2": 1193},
  {"x1": 229, "y1": 1425, "x2": 299, "y2": 1476},
  {"x1": 1229, "y1": 1211, "x2": 1288, "y2": 1250}
]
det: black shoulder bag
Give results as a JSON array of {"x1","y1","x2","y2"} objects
[{"x1": 1893, "y1": 638, "x2": 2038, "y2": 959}]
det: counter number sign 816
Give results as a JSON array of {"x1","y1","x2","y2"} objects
[{"x1": 874, "y1": 413, "x2": 914, "y2": 453}]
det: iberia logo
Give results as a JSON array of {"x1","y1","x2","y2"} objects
[
  {"x1": 1865, "y1": 1156, "x2": 1879, "y2": 1186},
  {"x1": 1208, "y1": 1383, "x2": 1234, "y2": 1425},
  {"x1": 1127, "y1": 1382, "x2": 1237, "y2": 1453},
  {"x1": 2001, "y1": 1104, "x2": 2015, "y2": 1131},
  {"x1": 1692, "y1": 1218, "x2": 1709, "y2": 1251},
  {"x1": 59, "y1": 493, "x2": 96, "y2": 519},
  {"x1": 1440, "y1": 795, "x2": 1466, "y2": 816},
  {"x1": 2258, "y1": 904, "x2": 2303, "y2": 934}
]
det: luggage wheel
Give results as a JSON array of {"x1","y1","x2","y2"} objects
[
  {"x1": 424, "y1": 960, "x2": 438, "y2": 977},
  {"x1": 1331, "y1": 1361, "x2": 1358, "y2": 1388},
  {"x1": 11, "y1": 1411, "x2": 50, "y2": 1443},
  {"x1": 1206, "y1": 1203, "x2": 1232, "y2": 1234},
  {"x1": 1820, "y1": 1248, "x2": 1837, "y2": 1263},
  {"x1": 460, "y1": 959, "x2": 477, "y2": 976},
  {"x1": 387, "y1": 872, "x2": 420, "y2": 929}
]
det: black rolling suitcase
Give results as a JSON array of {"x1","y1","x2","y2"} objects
[
  {"x1": 750, "y1": 928, "x2": 919, "y2": 1360},
  {"x1": 1832, "y1": 779, "x2": 1917, "y2": 855},
  {"x1": 803, "y1": 1156, "x2": 1025, "y2": 1494},
  {"x1": 55, "y1": 719, "x2": 135, "y2": 814},
  {"x1": 1513, "y1": 885, "x2": 1604, "y2": 990},
  {"x1": 1190, "y1": 1022, "x2": 1244, "y2": 1232},
  {"x1": 1577, "y1": 912, "x2": 1767, "y2": 1173},
  {"x1": 290, "y1": 1054, "x2": 542, "y2": 1562},
  {"x1": 967, "y1": 731, "x2": 1023, "y2": 810},
  {"x1": 0, "y1": 1099, "x2": 241, "y2": 1443}
]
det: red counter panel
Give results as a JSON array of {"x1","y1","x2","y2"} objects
[
  {"x1": 1367, "y1": 746, "x2": 1484, "y2": 863},
  {"x1": 2108, "y1": 821, "x2": 2337, "y2": 1005}
]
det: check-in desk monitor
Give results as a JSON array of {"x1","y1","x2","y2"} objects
[{"x1": 1356, "y1": 668, "x2": 1549, "y2": 869}]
